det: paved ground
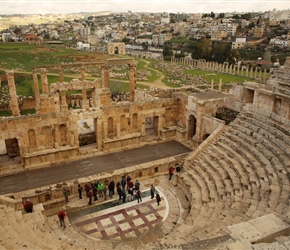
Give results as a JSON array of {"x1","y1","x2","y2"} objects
[{"x1": 0, "y1": 140, "x2": 191, "y2": 195}]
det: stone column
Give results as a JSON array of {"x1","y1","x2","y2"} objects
[
  {"x1": 194, "y1": 101, "x2": 205, "y2": 141},
  {"x1": 40, "y1": 68, "x2": 49, "y2": 94},
  {"x1": 219, "y1": 78, "x2": 222, "y2": 91},
  {"x1": 129, "y1": 64, "x2": 137, "y2": 102},
  {"x1": 80, "y1": 67, "x2": 86, "y2": 81},
  {"x1": 116, "y1": 123, "x2": 121, "y2": 138},
  {"x1": 211, "y1": 79, "x2": 214, "y2": 89},
  {"x1": 263, "y1": 69, "x2": 267, "y2": 83},
  {"x1": 103, "y1": 121, "x2": 108, "y2": 140},
  {"x1": 6, "y1": 71, "x2": 20, "y2": 116},
  {"x1": 255, "y1": 68, "x2": 258, "y2": 79},
  {"x1": 250, "y1": 67, "x2": 253, "y2": 78},
  {"x1": 60, "y1": 91, "x2": 68, "y2": 111},
  {"x1": 246, "y1": 67, "x2": 249, "y2": 77},
  {"x1": 101, "y1": 65, "x2": 110, "y2": 88},
  {"x1": 32, "y1": 69, "x2": 40, "y2": 110},
  {"x1": 59, "y1": 69, "x2": 64, "y2": 83}
]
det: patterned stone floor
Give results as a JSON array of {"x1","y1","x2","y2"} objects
[{"x1": 69, "y1": 189, "x2": 167, "y2": 241}]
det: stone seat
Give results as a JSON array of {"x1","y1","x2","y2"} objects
[
  {"x1": 195, "y1": 158, "x2": 226, "y2": 200},
  {"x1": 191, "y1": 164, "x2": 219, "y2": 202}
]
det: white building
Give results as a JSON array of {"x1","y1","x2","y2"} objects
[{"x1": 77, "y1": 42, "x2": 90, "y2": 50}]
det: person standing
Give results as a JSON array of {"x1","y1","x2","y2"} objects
[
  {"x1": 121, "y1": 176, "x2": 126, "y2": 189},
  {"x1": 136, "y1": 189, "x2": 142, "y2": 203},
  {"x1": 168, "y1": 166, "x2": 175, "y2": 180},
  {"x1": 63, "y1": 187, "x2": 69, "y2": 203},
  {"x1": 78, "y1": 184, "x2": 82, "y2": 199},
  {"x1": 58, "y1": 210, "x2": 66, "y2": 228},
  {"x1": 156, "y1": 193, "x2": 161, "y2": 206},
  {"x1": 108, "y1": 180, "x2": 115, "y2": 197},
  {"x1": 150, "y1": 184, "x2": 155, "y2": 199},
  {"x1": 92, "y1": 183, "x2": 98, "y2": 201},
  {"x1": 135, "y1": 180, "x2": 140, "y2": 191},
  {"x1": 24, "y1": 199, "x2": 33, "y2": 213},
  {"x1": 117, "y1": 182, "x2": 122, "y2": 200},
  {"x1": 88, "y1": 190, "x2": 93, "y2": 205},
  {"x1": 120, "y1": 188, "x2": 126, "y2": 203}
]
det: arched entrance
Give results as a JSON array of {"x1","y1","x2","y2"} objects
[
  {"x1": 187, "y1": 115, "x2": 196, "y2": 139},
  {"x1": 114, "y1": 47, "x2": 119, "y2": 54}
]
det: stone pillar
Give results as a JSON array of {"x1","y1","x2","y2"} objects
[
  {"x1": 129, "y1": 64, "x2": 137, "y2": 102},
  {"x1": 263, "y1": 69, "x2": 267, "y2": 83},
  {"x1": 81, "y1": 88, "x2": 89, "y2": 109},
  {"x1": 59, "y1": 69, "x2": 64, "y2": 83},
  {"x1": 255, "y1": 67, "x2": 258, "y2": 78},
  {"x1": 219, "y1": 78, "x2": 222, "y2": 91},
  {"x1": 32, "y1": 70, "x2": 41, "y2": 110},
  {"x1": 259, "y1": 69, "x2": 262, "y2": 82},
  {"x1": 211, "y1": 79, "x2": 214, "y2": 89},
  {"x1": 194, "y1": 101, "x2": 205, "y2": 141},
  {"x1": 101, "y1": 65, "x2": 110, "y2": 88},
  {"x1": 246, "y1": 67, "x2": 249, "y2": 77},
  {"x1": 80, "y1": 67, "x2": 86, "y2": 81},
  {"x1": 116, "y1": 123, "x2": 121, "y2": 138},
  {"x1": 237, "y1": 66, "x2": 240, "y2": 76},
  {"x1": 6, "y1": 71, "x2": 20, "y2": 116},
  {"x1": 250, "y1": 67, "x2": 253, "y2": 78},
  {"x1": 60, "y1": 91, "x2": 68, "y2": 111},
  {"x1": 40, "y1": 68, "x2": 49, "y2": 94},
  {"x1": 103, "y1": 121, "x2": 108, "y2": 140}
]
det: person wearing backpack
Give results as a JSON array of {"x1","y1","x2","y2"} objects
[
  {"x1": 24, "y1": 199, "x2": 33, "y2": 213},
  {"x1": 58, "y1": 209, "x2": 66, "y2": 228}
]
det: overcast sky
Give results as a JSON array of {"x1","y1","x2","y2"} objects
[{"x1": 0, "y1": 0, "x2": 289, "y2": 15}]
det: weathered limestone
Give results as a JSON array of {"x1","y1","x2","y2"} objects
[
  {"x1": 6, "y1": 71, "x2": 20, "y2": 116},
  {"x1": 40, "y1": 68, "x2": 49, "y2": 94}
]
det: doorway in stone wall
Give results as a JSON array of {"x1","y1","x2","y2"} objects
[
  {"x1": 77, "y1": 118, "x2": 96, "y2": 148},
  {"x1": 145, "y1": 116, "x2": 159, "y2": 140},
  {"x1": 187, "y1": 115, "x2": 196, "y2": 139},
  {"x1": 0, "y1": 138, "x2": 21, "y2": 172},
  {"x1": 114, "y1": 46, "x2": 119, "y2": 54}
]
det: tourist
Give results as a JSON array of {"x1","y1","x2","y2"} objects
[
  {"x1": 121, "y1": 176, "x2": 126, "y2": 189},
  {"x1": 150, "y1": 184, "x2": 155, "y2": 199},
  {"x1": 126, "y1": 176, "x2": 132, "y2": 190},
  {"x1": 128, "y1": 180, "x2": 134, "y2": 195},
  {"x1": 108, "y1": 180, "x2": 115, "y2": 197},
  {"x1": 78, "y1": 184, "x2": 82, "y2": 199},
  {"x1": 168, "y1": 166, "x2": 175, "y2": 180},
  {"x1": 136, "y1": 189, "x2": 142, "y2": 203},
  {"x1": 58, "y1": 209, "x2": 66, "y2": 228},
  {"x1": 88, "y1": 190, "x2": 93, "y2": 205},
  {"x1": 117, "y1": 182, "x2": 122, "y2": 200},
  {"x1": 103, "y1": 185, "x2": 107, "y2": 200},
  {"x1": 63, "y1": 187, "x2": 69, "y2": 203},
  {"x1": 175, "y1": 163, "x2": 181, "y2": 175},
  {"x1": 135, "y1": 180, "x2": 140, "y2": 191},
  {"x1": 24, "y1": 199, "x2": 33, "y2": 213},
  {"x1": 120, "y1": 188, "x2": 126, "y2": 203},
  {"x1": 156, "y1": 193, "x2": 161, "y2": 206},
  {"x1": 92, "y1": 183, "x2": 98, "y2": 201},
  {"x1": 98, "y1": 182, "x2": 104, "y2": 198}
]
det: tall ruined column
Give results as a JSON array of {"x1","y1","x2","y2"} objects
[
  {"x1": 80, "y1": 67, "x2": 86, "y2": 81},
  {"x1": 32, "y1": 69, "x2": 40, "y2": 110},
  {"x1": 6, "y1": 71, "x2": 20, "y2": 116},
  {"x1": 80, "y1": 67, "x2": 89, "y2": 109},
  {"x1": 255, "y1": 67, "x2": 258, "y2": 79},
  {"x1": 219, "y1": 78, "x2": 222, "y2": 92},
  {"x1": 40, "y1": 68, "x2": 49, "y2": 94},
  {"x1": 129, "y1": 63, "x2": 137, "y2": 102},
  {"x1": 250, "y1": 67, "x2": 253, "y2": 78},
  {"x1": 246, "y1": 67, "x2": 249, "y2": 77},
  {"x1": 59, "y1": 69, "x2": 64, "y2": 83},
  {"x1": 194, "y1": 101, "x2": 205, "y2": 142},
  {"x1": 263, "y1": 69, "x2": 267, "y2": 83},
  {"x1": 101, "y1": 65, "x2": 110, "y2": 88},
  {"x1": 60, "y1": 91, "x2": 68, "y2": 111},
  {"x1": 211, "y1": 79, "x2": 214, "y2": 89}
]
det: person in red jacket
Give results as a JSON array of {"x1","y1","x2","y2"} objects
[
  {"x1": 88, "y1": 190, "x2": 93, "y2": 205},
  {"x1": 24, "y1": 199, "x2": 33, "y2": 213},
  {"x1": 58, "y1": 210, "x2": 66, "y2": 228},
  {"x1": 168, "y1": 166, "x2": 175, "y2": 180}
]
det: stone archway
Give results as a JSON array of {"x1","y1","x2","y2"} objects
[
  {"x1": 114, "y1": 46, "x2": 119, "y2": 54},
  {"x1": 187, "y1": 115, "x2": 196, "y2": 139}
]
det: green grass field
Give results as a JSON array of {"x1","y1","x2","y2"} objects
[{"x1": 184, "y1": 69, "x2": 254, "y2": 84}]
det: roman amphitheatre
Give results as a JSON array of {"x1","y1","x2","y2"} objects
[{"x1": 0, "y1": 49, "x2": 290, "y2": 250}]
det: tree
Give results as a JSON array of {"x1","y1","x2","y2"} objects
[
  {"x1": 210, "y1": 12, "x2": 215, "y2": 18},
  {"x1": 141, "y1": 42, "x2": 148, "y2": 51},
  {"x1": 218, "y1": 13, "x2": 225, "y2": 18}
]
